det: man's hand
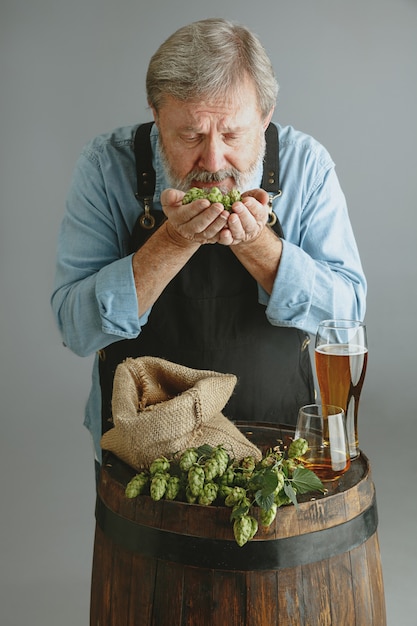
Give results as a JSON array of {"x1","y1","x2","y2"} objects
[
  {"x1": 218, "y1": 189, "x2": 270, "y2": 246},
  {"x1": 161, "y1": 189, "x2": 229, "y2": 245}
]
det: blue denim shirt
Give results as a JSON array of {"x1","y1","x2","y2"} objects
[{"x1": 51, "y1": 122, "x2": 366, "y2": 460}]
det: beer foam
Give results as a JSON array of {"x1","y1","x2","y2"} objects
[{"x1": 316, "y1": 343, "x2": 368, "y2": 356}]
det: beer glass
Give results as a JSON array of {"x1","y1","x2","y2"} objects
[
  {"x1": 295, "y1": 404, "x2": 350, "y2": 481},
  {"x1": 315, "y1": 320, "x2": 368, "y2": 458}
]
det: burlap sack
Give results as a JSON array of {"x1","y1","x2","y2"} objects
[{"x1": 100, "y1": 356, "x2": 262, "y2": 470}]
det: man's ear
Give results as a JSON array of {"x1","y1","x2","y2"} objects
[
  {"x1": 263, "y1": 107, "x2": 275, "y2": 130},
  {"x1": 150, "y1": 104, "x2": 159, "y2": 125}
]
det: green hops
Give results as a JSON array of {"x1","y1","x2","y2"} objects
[
  {"x1": 284, "y1": 458, "x2": 299, "y2": 477},
  {"x1": 273, "y1": 469, "x2": 285, "y2": 495},
  {"x1": 165, "y1": 476, "x2": 181, "y2": 501},
  {"x1": 198, "y1": 482, "x2": 219, "y2": 506},
  {"x1": 182, "y1": 187, "x2": 242, "y2": 211},
  {"x1": 125, "y1": 472, "x2": 149, "y2": 498},
  {"x1": 228, "y1": 189, "x2": 241, "y2": 204},
  {"x1": 224, "y1": 486, "x2": 247, "y2": 507},
  {"x1": 181, "y1": 187, "x2": 206, "y2": 203},
  {"x1": 206, "y1": 187, "x2": 223, "y2": 204},
  {"x1": 188, "y1": 464, "x2": 205, "y2": 497},
  {"x1": 241, "y1": 456, "x2": 256, "y2": 474},
  {"x1": 275, "y1": 490, "x2": 293, "y2": 507},
  {"x1": 123, "y1": 440, "x2": 323, "y2": 547},
  {"x1": 288, "y1": 438, "x2": 308, "y2": 459},
  {"x1": 220, "y1": 465, "x2": 236, "y2": 486},
  {"x1": 260, "y1": 453, "x2": 279, "y2": 468},
  {"x1": 235, "y1": 456, "x2": 256, "y2": 486},
  {"x1": 150, "y1": 472, "x2": 168, "y2": 501},
  {"x1": 218, "y1": 483, "x2": 233, "y2": 500},
  {"x1": 212, "y1": 446, "x2": 229, "y2": 477},
  {"x1": 233, "y1": 515, "x2": 258, "y2": 547},
  {"x1": 179, "y1": 448, "x2": 198, "y2": 472},
  {"x1": 203, "y1": 457, "x2": 219, "y2": 482},
  {"x1": 260, "y1": 503, "x2": 278, "y2": 528},
  {"x1": 185, "y1": 485, "x2": 198, "y2": 504},
  {"x1": 149, "y1": 456, "x2": 170, "y2": 475}
]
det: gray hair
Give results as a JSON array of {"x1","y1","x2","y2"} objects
[{"x1": 146, "y1": 18, "x2": 279, "y2": 118}]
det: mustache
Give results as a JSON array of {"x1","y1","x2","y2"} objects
[{"x1": 190, "y1": 169, "x2": 239, "y2": 184}]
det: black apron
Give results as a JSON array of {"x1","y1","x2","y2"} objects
[{"x1": 99, "y1": 123, "x2": 314, "y2": 434}]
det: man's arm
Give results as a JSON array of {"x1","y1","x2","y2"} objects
[
  {"x1": 231, "y1": 225, "x2": 283, "y2": 295},
  {"x1": 132, "y1": 189, "x2": 228, "y2": 315}
]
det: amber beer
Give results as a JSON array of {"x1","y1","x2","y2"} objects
[
  {"x1": 300, "y1": 454, "x2": 350, "y2": 482},
  {"x1": 295, "y1": 403, "x2": 351, "y2": 481},
  {"x1": 315, "y1": 343, "x2": 368, "y2": 457}
]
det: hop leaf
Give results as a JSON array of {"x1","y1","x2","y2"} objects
[
  {"x1": 283, "y1": 482, "x2": 298, "y2": 508},
  {"x1": 291, "y1": 466, "x2": 324, "y2": 494}
]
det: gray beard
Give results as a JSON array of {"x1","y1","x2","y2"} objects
[{"x1": 158, "y1": 134, "x2": 266, "y2": 193}]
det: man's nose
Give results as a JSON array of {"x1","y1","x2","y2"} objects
[{"x1": 198, "y1": 137, "x2": 227, "y2": 173}]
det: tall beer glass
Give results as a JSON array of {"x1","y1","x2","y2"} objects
[{"x1": 315, "y1": 320, "x2": 368, "y2": 458}]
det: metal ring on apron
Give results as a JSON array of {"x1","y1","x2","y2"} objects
[
  {"x1": 139, "y1": 200, "x2": 156, "y2": 230},
  {"x1": 267, "y1": 191, "x2": 282, "y2": 226}
]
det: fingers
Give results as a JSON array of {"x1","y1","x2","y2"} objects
[
  {"x1": 161, "y1": 188, "x2": 185, "y2": 207},
  {"x1": 241, "y1": 188, "x2": 270, "y2": 205},
  {"x1": 231, "y1": 198, "x2": 267, "y2": 232},
  {"x1": 161, "y1": 187, "x2": 270, "y2": 246},
  {"x1": 161, "y1": 188, "x2": 230, "y2": 243},
  {"x1": 218, "y1": 192, "x2": 269, "y2": 245}
]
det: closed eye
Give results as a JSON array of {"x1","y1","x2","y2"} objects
[{"x1": 181, "y1": 134, "x2": 202, "y2": 144}]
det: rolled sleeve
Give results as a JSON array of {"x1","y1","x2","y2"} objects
[
  {"x1": 95, "y1": 254, "x2": 141, "y2": 337},
  {"x1": 262, "y1": 240, "x2": 316, "y2": 327}
]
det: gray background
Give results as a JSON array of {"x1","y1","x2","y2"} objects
[{"x1": 1, "y1": 0, "x2": 416, "y2": 624}]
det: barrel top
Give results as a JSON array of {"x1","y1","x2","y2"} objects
[
  {"x1": 97, "y1": 421, "x2": 378, "y2": 571},
  {"x1": 102, "y1": 421, "x2": 370, "y2": 503}
]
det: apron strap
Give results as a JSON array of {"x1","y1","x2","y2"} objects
[
  {"x1": 134, "y1": 122, "x2": 157, "y2": 230},
  {"x1": 134, "y1": 121, "x2": 155, "y2": 198},
  {"x1": 262, "y1": 122, "x2": 281, "y2": 196}
]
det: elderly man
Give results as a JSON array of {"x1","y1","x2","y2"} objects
[{"x1": 52, "y1": 18, "x2": 366, "y2": 465}]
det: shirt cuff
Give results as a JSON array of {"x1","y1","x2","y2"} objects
[
  {"x1": 261, "y1": 240, "x2": 315, "y2": 327},
  {"x1": 95, "y1": 254, "x2": 142, "y2": 338}
]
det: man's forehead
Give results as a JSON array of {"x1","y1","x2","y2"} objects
[{"x1": 158, "y1": 88, "x2": 262, "y2": 129}]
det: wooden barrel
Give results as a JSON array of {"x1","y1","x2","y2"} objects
[{"x1": 90, "y1": 423, "x2": 386, "y2": 626}]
